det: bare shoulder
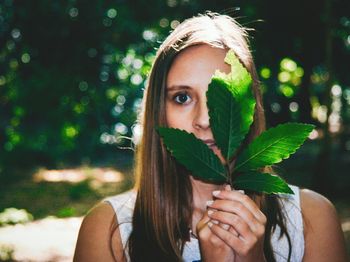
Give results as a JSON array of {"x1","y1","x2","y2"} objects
[
  {"x1": 300, "y1": 188, "x2": 337, "y2": 221},
  {"x1": 300, "y1": 189, "x2": 348, "y2": 262},
  {"x1": 73, "y1": 201, "x2": 125, "y2": 262}
]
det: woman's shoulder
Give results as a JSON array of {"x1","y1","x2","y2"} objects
[
  {"x1": 103, "y1": 190, "x2": 136, "y2": 214},
  {"x1": 299, "y1": 188, "x2": 348, "y2": 261},
  {"x1": 300, "y1": 188, "x2": 341, "y2": 234},
  {"x1": 73, "y1": 190, "x2": 136, "y2": 262},
  {"x1": 277, "y1": 185, "x2": 335, "y2": 214},
  {"x1": 74, "y1": 201, "x2": 122, "y2": 261},
  {"x1": 300, "y1": 188, "x2": 336, "y2": 215}
]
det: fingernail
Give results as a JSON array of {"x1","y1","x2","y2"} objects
[
  {"x1": 212, "y1": 190, "x2": 220, "y2": 197},
  {"x1": 208, "y1": 221, "x2": 213, "y2": 228},
  {"x1": 222, "y1": 224, "x2": 230, "y2": 230},
  {"x1": 206, "y1": 200, "x2": 214, "y2": 206},
  {"x1": 208, "y1": 210, "x2": 214, "y2": 216},
  {"x1": 211, "y1": 219, "x2": 219, "y2": 225},
  {"x1": 238, "y1": 190, "x2": 245, "y2": 194}
]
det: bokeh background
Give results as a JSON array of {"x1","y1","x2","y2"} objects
[{"x1": 0, "y1": 0, "x2": 349, "y2": 261}]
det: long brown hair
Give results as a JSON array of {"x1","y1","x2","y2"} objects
[{"x1": 128, "y1": 12, "x2": 291, "y2": 261}]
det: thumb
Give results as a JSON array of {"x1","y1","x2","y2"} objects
[{"x1": 196, "y1": 212, "x2": 211, "y2": 236}]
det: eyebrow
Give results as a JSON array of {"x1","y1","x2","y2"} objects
[{"x1": 166, "y1": 85, "x2": 192, "y2": 91}]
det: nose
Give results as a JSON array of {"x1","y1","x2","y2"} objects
[{"x1": 193, "y1": 99, "x2": 210, "y2": 130}]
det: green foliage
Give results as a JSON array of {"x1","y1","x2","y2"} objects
[
  {"x1": 157, "y1": 127, "x2": 226, "y2": 182},
  {"x1": 0, "y1": 1, "x2": 158, "y2": 172},
  {"x1": 158, "y1": 50, "x2": 314, "y2": 194},
  {"x1": 214, "y1": 50, "x2": 253, "y2": 99},
  {"x1": 207, "y1": 50, "x2": 255, "y2": 160},
  {"x1": 0, "y1": 0, "x2": 348, "y2": 190},
  {"x1": 69, "y1": 180, "x2": 94, "y2": 200},
  {"x1": 235, "y1": 123, "x2": 315, "y2": 172},
  {"x1": 234, "y1": 172, "x2": 294, "y2": 194},
  {"x1": 57, "y1": 207, "x2": 77, "y2": 218}
]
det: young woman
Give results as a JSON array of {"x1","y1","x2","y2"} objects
[{"x1": 74, "y1": 13, "x2": 347, "y2": 261}]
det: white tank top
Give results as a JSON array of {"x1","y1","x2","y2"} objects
[{"x1": 104, "y1": 185, "x2": 304, "y2": 261}]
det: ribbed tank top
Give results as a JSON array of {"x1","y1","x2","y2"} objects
[{"x1": 104, "y1": 185, "x2": 304, "y2": 261}]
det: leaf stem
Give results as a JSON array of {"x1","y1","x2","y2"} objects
[{"x1": 225, "y1": 163, "x2": 231, "y2": 185}]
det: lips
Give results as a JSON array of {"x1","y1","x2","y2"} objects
[{"x1": 201, "y1": 139, "x2": 217, "y2": 148}]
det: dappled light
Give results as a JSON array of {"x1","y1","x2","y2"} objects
[
  {"x1": 277, "y1": 57, "x2": 303, "y2": 99},
  {"x1": 33, "y1": 167, "x2": 124, "y2": 184}
]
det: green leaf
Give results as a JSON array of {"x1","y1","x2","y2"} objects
[
  {"x1": 213, "y1": 50, "x2": 253, "y2": 100},
  {"x1": 235, "y1": 123, "x2": 315, "y2": 172},
  {"x1": 207, "y1": 50, "x2": 255, "y2": 160},
  {"x1": 233, "y1": 172, "x2": 294, "y2": 194},
  {"x1": 157, "y1": 127, "x2": 226, "y2": 183},
  {"x1": 207, "y1": 80, "x2": 241, "y2": 160}
]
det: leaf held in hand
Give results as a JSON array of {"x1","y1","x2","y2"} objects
[
  {"x1": 235, "y1": 123, "x2": 315, "y2": 172},
  {"x1": 213, "y1": 50, "x2": 252, "y2": 99},
  {"x1": 234, "y1": 172, "x2": 294, "y2": 194},
  {"x1": 156, "y1": 50, "x2": 313, "y2": 195},
  {"x1": 157, "y1": 127, "x2": 226, "y2": 183},
  {"x1": 207, "y1": 50, "x2": 255, "y2": 160}
]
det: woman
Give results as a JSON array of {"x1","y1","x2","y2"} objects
[{"x1": 74, "y1": 13, "x2": 347, "y2": 261}]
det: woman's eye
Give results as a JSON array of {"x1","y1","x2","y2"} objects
[{"x1": 174, "y1": 93, "x2": 191, "y2": 104}]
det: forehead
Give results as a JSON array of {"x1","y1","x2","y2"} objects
[{"x1": 166, "y1": 45, "x2": 231, "y2": 88}]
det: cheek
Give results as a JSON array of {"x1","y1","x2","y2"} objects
[
  {"x1": 165, "y1": 104, "x2": 176, "y2": 128},
  {"x1": 165, "y1": 105, "x2": 192, "y2": 130},
  {"x1": 166, "y1": 112, "x2": 185, "y2": 129}
]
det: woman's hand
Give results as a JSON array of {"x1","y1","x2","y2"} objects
[
  {"x1": 196, "y1": 210, "x2": 236, "y2": 262},
  {"x1": 197, "y1": 186, "x2": 267, "y2": 262}
]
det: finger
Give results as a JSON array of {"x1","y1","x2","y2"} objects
[
  {"x1": 196, "y1": 211, "x2": 226, "y2": 238},
  {"x1": 196, "y1": 214, "x2": 211, "y2": 236},
  {"x1": 229, "y1": 226, "x2": 239, "y2": 237},
  {"x1": 208, "y1": 210, "x2": 253, "y2": 240},
  {"x1": 197, "y1": 217, "x2": 225, "y2": 245},
  {"x1": 221, "y1": 223, "x2": 230, "y2": 230},
  {"x1": 207, "y1": 208, "x2": 231, "y2": 232},
  {"x1": 207, "y1": 199, "x2": 261, "y2": 233},
  {"x1": 208, "y1": 221, "x2": 244, "y2": 251},
  {"x1": 212, "y1": 190, "x2": 266, "y2": 224},
  {"x1": 218, "y1": 222, "x2": 240, "y2": 237}
]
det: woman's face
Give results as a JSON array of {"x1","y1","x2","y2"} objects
[{"x1": 166, "y1": 45, "x2": 230, "y2": 163}]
